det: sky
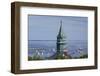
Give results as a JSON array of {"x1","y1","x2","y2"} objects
[{"x1": 28, "y1": 15, "x2": 88, "y2": 41}]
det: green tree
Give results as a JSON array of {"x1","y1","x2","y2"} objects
[
  {"x1": 32, "y1": 54, "x2": 43, "y2": 60},
  {"x1": 28, "y1": 56, "x2": 33, "y2": 60},
  {"x1": 80, "y1": 54, "x2": 88, "y2": 58}
]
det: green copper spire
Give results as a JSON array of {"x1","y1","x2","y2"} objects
[
  {"x1": 57, "y1": 20, "x2": 66, "y2": 39},
  {"x1": 56, "y1": 20, "x2": 71, "y2": 59},
  {"x1": 56, "y1": 20, "x2": 67, "y2": 58}
]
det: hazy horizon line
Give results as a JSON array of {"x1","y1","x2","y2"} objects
[{"x1": 28, "y1": 40, "x2": 87, "y2": 41}]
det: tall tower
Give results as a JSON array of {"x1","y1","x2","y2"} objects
[{"x1": 56, "y1": 20, "x2": 67, "y2": 58}]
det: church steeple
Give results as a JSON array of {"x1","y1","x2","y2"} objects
[
  {"x1": 58, "y1": 20, "x2": 62, "y2": 36},
  {"x1": 57, "y1": 20, "x2": 66, "y2": 39},
  {"x1": 56, "y1": 20, "x2": 69, "y2": 59}
]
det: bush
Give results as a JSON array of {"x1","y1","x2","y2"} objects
[
  {"x1": 32, "y1": 55, "x2": 43, "y2": 60},
  {"x1": 56, "y1": 54, "x2": 65, "y2": 59},
  {"x1": 28, "y1": 56, "x2": 33, "y2": 60},
  {"x1": 80, "y1": 54, "x2": 88, "y2": 58}
]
